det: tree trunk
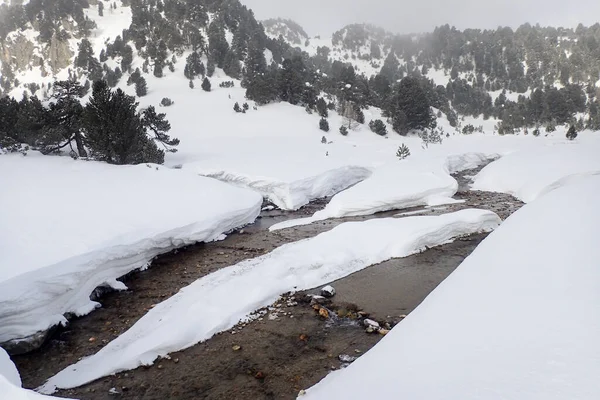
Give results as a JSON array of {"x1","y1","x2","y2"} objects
[{"x1": 74, "y1": 133, "x2": 87, "y2": 158}]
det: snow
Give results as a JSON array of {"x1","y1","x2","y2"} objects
[
  {"x1": 0, "y1": 348, "x2": 66, "y2": 399},
  {"x1": 472, "y1": 136, "x2": 600, "y2": 202},
  {"x1": 0, "y1": 153, "x2": 262, "y2": 345},
  {"x1": 0, "y1": 348, "x2": 21, "y2": 388},
  {"x1": 269, "y1": 152, "x2": 494, "y2": 231},
  {"x1": 303, "y1": 175, "x2": 600, "y2": 400},
  {"x1": 39, "y1": 209, "x2": 500, "y2": 393}
]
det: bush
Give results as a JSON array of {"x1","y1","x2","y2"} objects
[
  {"x1": 201, "y1": 77, "x2": 211, "y2": 92},
  {"x1": 369, "y1": 119, "x2": 387, "y2": 136},
  {"x1": 339, "y1": 126, "x2": 348, "y2": 136},
  {"x1": 219, "y1": 81, "x2": 235, "y2": 88},
  {"x1": 566, "y1": 125, "x2": 578, "y2": 140},
  {"x1": 462, "y1": 124, "x2": 475, "y2": 135},
  {"x1": 160, "y1": 97, "x2": 173, "y2": 107},
  {"x1": 319, "y1": 118, "x2": 330, "y2": 132}
]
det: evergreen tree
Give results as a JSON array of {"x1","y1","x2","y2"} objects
[
  {"x1": 207, "y1": 58, "x2": 215, "y2": 77},
  {"x1": 339, "y1": 125, "x2": 348, "y2": 136},
  {"x1": 566, "y1": 124, "x2": 578, "y2": 140},
  {"x1": 135, "y1": 77, "x2": 148, "y2": 97},
  {"x1": 208, "y1": 19, "x2": 229, "y2": 68},
  {"x1": 41, "y1": 80, "x2": 87, "y2": 157},
  {"x1": 319, "y1": 118, "x2": 330, "y2": 132},
  {"x1": 233, "y1": 102, "x2": 242, "y2": 113},
  {"x1": 141, "y1": 106, "x2": 179, "y2": 153},
  {"x1": 98, "y1": 1, "x2": 104, "y2": 17},
  {"x1": 316, "y1": 97, "x2": 328, "y2": 118},
  {"x1": 389, "y1": 77, "x2": 435, "y2": 135},
  {"x1": 201, "y1": 77, "x2": 211, "y2": 92},
  {"x1": 223, "y1": 50, "x2": 242, "y2": 79},
  {"x1": 369, "y1": 119, "x2": 387, "y2": 136},
  {"x1": 189, "y1": 80, "x2": 194, "y2": 89},
  {"x1": 396, "y1": 143, "x2": 411, "y2": 160},
  {"x1": 83, "y1": 80, "x2": 167, "y2": 165}
]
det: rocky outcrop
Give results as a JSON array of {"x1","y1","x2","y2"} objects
[
  {"x1": 0, "y1": 32, "x2": 72, "y2": 77},
  {"x1": 45, "y1": 33, "x2": 73, "y2": 74},
  {"x1": 0, "y1": 34, "x2": 36, "y2": 71}
]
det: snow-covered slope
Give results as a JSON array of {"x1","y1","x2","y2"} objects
[
  {"x1": 39, "y1": 209, "x2": 500, "y2": 394},
  {"x1": 303, "y1": 175, "x2": 600, "y2": 400},
  {"x1": 0, "y1": 153, "x2": 262, "y2": 345},
  {"x1": 472, "y1": 136, "x2": 600, "y2": 202}
]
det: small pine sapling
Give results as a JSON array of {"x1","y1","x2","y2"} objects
[{"x1": 396, "y1": 143, "x2": 411, "y2": 160}]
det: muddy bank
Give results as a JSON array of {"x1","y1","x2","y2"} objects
[{"x1": 13, "y1": 165, "x2": 524, "y2": 399}]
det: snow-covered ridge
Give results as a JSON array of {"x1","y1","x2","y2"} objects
[
  {"x1": 39, "y1": 209, "x2": 500, "y2": 394},
  {"x1": 303, "y1": 175, "x2": 600, "y2": 400},
  {"x1": 0, "y1": 153, "x2": 262, "y2": 346}
]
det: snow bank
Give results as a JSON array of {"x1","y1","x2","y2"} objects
[
  {"x1": 472, "y1": 140, "x2": 600, "y2": 202},
  {"x1": 0, "y1": 154, "x2": 262, "y2": 345},
  {"x1": 197, "y1": 164, "x2": 372, "y2": 210},
  {"x1": 270, "y1": 152, "x2": 495, "y2": 231},
  {"x1": 304, "y1": 175, "x2": 600, "y2": 400},
  {"x1": 39, "y1": 209, "x2": 500, "y2": 393},
  {"x1": 0, "y1": 348, "x2": 21, "y2": 388},
  {"x1": 0, "y1": 348, "x2": 66, "y2": 399}
]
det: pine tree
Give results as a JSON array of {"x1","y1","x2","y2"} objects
[
  {"x1": 83, "y1": 80, "x2": 165, "y2": 165},
  {"x1": 189, "y1": 80, "x2": 194, "y2": 89},
  {"x1": 566, "y1": 124, "x2": 578, "y2": 140},
  {"x1": 41, "y1": 80, "x2": 87, "y2": 157},
  {"x1": 316, "y1": 97, "x2": 328, "y2": 118},
  {"x1": 369, "y1": 119, "x2": 387, "y2": 136},
  {"x1": 233, "y1": 102, "x2": 241, "y2": 113},
  {"x1": 339, "y1": 126, "x2": 348, "y2": 136},
  {"x1": 201, "y1": 77, "x2": 211, "y2": 92},
  {"x1": 135, "y1": 77, "x2": 148, "y2": 96},
  {"x1": 396, "y1": 143, "x2": 410, "y2": 160},
  {"x1": 141, "y1": 106, "x2": 179, "y2": 153},
  {"x1": 207, "y1": 58, "x2": 215, "y2": 77},
  {"x1": 98, "y1": 2, "x2": 104, "y2": 16},
  {"x1": 389, "y1": 77, "x2": 435, "y2": 135},
  {"x1": 319, "y1": 118, "x2": 329, "y2": 132}
]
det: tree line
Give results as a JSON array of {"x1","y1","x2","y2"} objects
[{"x1": 0, "y1": 80, "x2": 178, "y2": 164}]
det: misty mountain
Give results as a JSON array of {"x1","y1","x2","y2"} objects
[{"x1": 0, "y1": 0, "x2": 599, "y2": 152}]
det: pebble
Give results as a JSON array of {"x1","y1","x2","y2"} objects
[
  {"x1": 318, "y1": 308, "x2": 330, "y2": 319},
  {"x1": 232, "y1": 345, "x2": 241, "y2": 351},
  {"x1": 379, "y1": 329, "x2": 390, "y2": 336},
  {"x1": 363, "y1": 319, "x2": 380, "y2": 329}
]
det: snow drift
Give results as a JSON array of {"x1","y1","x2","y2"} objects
[
  {"x1": 270, "y1": 152, "x2": 495, "y2": 231},
  {"x1": 39, "y1": 209, "x2": 500, "y2": 393},
  {"x1": 0, "y1": 154, "x2": 262, "y2": 346},
  {"x1": 472, "y1": 141, "x2": 600, "y2": 202},
  {"x1": 303, "y1": 175, "x2": 600, "y2": 400}
]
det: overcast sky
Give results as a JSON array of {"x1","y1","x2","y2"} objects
[{"x1": 240, "y1": 0, "x2": 600, "y2": 36}]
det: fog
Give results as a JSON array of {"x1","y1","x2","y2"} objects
[{"x1": 240, "y1": 0, "x2": 600, "y2": 36}]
